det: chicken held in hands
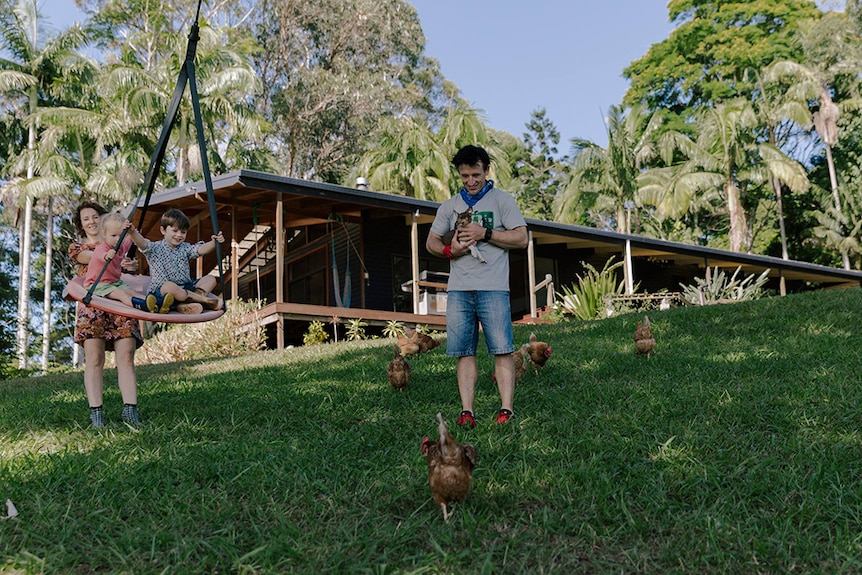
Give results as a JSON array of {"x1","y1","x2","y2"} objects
[
  {"x1": 634, "y1": 315, "x2": 656, "y2": 356},
  {"x1": 387, "y1": 346, "x2": 411, "y2": 391},
  {"x1": 421, "y1": 413, "x2": 477, "y2": 521}
]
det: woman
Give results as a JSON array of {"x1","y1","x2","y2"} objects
[{"x1": 69, "y1": 201, "x2": 144, "y2": 428}]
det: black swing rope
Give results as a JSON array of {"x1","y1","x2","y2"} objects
[{"x1": 82, "y1": 0, "x2": 226, "y2": 315}]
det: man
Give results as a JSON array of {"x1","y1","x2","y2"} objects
[{"x1": 426, "y1": 145, "x2": 529, "y2": 427}]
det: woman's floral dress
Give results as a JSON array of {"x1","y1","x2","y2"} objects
[{"x1": 69, "y1": 241, "x2": 143, "y2": 350}]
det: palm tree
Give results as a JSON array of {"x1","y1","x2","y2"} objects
[
  {"x1": 354, "y1": 104, "x2": 504, "y2": 202},
  {"x1": 661, "y1": 100, "x2": 808, "y2": 254},
  {"x1": 766, "y1": 61, "x2": 850, "y2": 268},
  {"x1": 764, "y1": 8, "x2": 862, "y2": 268},
  {"x1": 353, "y1": 116, "x2": 451, "y2": 201},
  {"x1": 0, "y1": 0, "x2": 91, "y2": 368},
  {"x1": 97, "y1": 23, "x2": 267, "y2": 193},
  {"x1": 752, "y1": 67, "x2": 812, "y2": 269},
  {"x1": 555, "y1": 104, "x2": 663, "y2": 232}
]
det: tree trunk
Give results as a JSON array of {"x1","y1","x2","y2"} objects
[
  {"x1": 726, "y1": 180, "x2": 749, "y2": 253},
  {"x1": 41, "y1": 197, "x2": 53, "y2": 372},
  {"x1": 16, "y1": 196, "x2": 33, "y2": 369},
  {"x1": 813, "y1": 86, "x2": 849, "y2": 270},
  {"x1": 823, "y1": 144, "x2": 851, "y2": 270},
  {"x1": 16, "y1": 101, "x2": 37, "y2": 369},
  {"x1": 771, "y1": 176, "x2": 788, "y2": 296}
]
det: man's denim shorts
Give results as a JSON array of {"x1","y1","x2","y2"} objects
[{"x1": 445, "y1": 290, "x2": 515, "y2": 357}]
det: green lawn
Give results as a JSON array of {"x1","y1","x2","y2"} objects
[{"x1": 2, "y1": 288, "x2": 862, "y2": 574}]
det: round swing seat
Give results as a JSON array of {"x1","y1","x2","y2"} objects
[{"x1": 63, "y1": 274, "x2": 225, "y2": 323}]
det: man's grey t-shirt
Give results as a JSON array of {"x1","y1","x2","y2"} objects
[{"x1": 430, "y1": 188, "x2": 527, "y2": 292}]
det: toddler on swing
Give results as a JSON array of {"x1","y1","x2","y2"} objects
[{"x1": 125, "y1": 208, "x2": 225, "y2": 314}]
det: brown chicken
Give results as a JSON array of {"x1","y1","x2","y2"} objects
[
  {"x1": 634, "y1": 315, "x2": 656, "y2": 356},
  {"x1": 387, "y1": 346, "x2": 411, "y2": 391},
  {"x1": 524, "y1": 332, "x2": 552, "y2": 373},
  {"x1": 492, "y1": 345, "x2": 529, "y2": 384},
  {"x1": 421, "y1": 413, "x2": 477, "y2": 521},
  {"x1": 413, "y1": 329, "x2": 441, "y2": 354},
  {"x1": 396, "y1": 331, "x2": 421, "y2": 358},
  {"x1": 398, "y1": 326, "x2": 441, "y2": 358},
  {"x1": 491, "y1": 332, "x2": 551, "y2": 383}
]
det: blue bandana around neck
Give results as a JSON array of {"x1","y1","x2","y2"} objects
[{"x1": 459, "y1": 179, "x2": 494, "y2": 208}]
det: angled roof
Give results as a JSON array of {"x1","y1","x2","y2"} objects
[{"x1": 134, "y1": 169, "x2": 862, "y2": 288}]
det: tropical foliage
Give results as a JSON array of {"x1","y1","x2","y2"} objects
[
  {"x1": 679, "y1": 266, "x2": 772, "y2": 305},
  {"x1": 556, "y1": 258, "x2": 628, "y2": 321}
]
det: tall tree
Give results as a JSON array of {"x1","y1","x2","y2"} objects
[
  {"x1": 0, "y1": 0, "x2": 91, "y2": 368},
  {"x1": 353, "y1": 102, "x2": 506, "y2": 202},
  {"x1": 766, "y1": 10, "x2": 862, "y2": 268},
  {"x1": 555, "y1": 104, "x2": 663, "y2": 233},
  {"x1": 352, "y1": 115, "x2": 450, "y2": 200},
  {"x1": 623, "y1": 0, "x2": 821, "y2": 115},
  {"x1": 661, "y1": 100, "x2": 809, "y2": 253},
  {"x1": 514, "y1": 108, "x2": 566, "y2": 221},
  {"x1": 751, "y1": 66, "x2": 813, "y2": 281},
  {"x1": 90, "y1": 7, "x2": 268, "y2": 194},
  {"x1": 249, "y1": 0, "x2": 443, "y2": 182}
]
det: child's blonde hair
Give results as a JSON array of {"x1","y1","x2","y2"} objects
[{"x1": 99, "y1": 211, "x2": 125, "y2": 240}]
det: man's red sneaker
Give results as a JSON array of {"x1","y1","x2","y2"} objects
[
  {"x1": 456, "y1": 410, "x2": 476, "y2": 429},
  {"x1": 495, "y1": 408, "x2": 513, "y2": 425}
]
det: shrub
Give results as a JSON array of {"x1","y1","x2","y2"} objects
[
  {"x1": 135, "y1": 299, "x2": 267, "y2": 364},
  {"x1": 303, "y1": 320, "x2": 330, "y2": 346},
  {"x1": 382, "y1": 320, "x2": 404, "y2": 339},
  {"x1": 556, "y1": 257, "x2": 628, "y2": 320},
  {"x1": 345, "y1": 318, "x2": 367, "y2": 341},
  {"x1": 680, "y1": 266, "x2": 771, "y2": 305}
]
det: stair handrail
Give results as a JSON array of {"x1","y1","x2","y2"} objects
[{"x1": 530, "y1": 273, "x2": 555, "y2": 318}]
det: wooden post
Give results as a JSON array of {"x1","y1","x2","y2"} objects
[
  {"x1": 276, "y1": 192, "x2": 284, "y2": 350},
  {"x1": 411, "y1": 210, "x2": 420, "y2": 314},
  {"x1": 528, "y1": 230, "x2": 537, "y2": 317},
  {"x1": 231, "y1": 209, "x2": 238, "y2": 300},
  {"x1": 624, "y1": 239, "x2": 634, "y2": 295}
]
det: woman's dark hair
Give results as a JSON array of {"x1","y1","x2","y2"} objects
[
  {"x1": 451, "y1": 145, "x2": 491, "y2": 170},
  {"x1": 73, "y1": 201, "x2": 108, "y2": 237}
]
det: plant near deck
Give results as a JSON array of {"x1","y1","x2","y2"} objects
[
  {"x1": 680, "y1": 265, "x2": 771, "y2": 305},
  {"x1": 345, "y1": 318, "x2": 367, "y2": 341},
  {"x1": 135, "y1": 299, "x2": 267, "y2": 364},
  {"x1": 382, "y1": 320, "x2": 404, "y2": 338},
  {"x1": 303, "y1": 320, "x2": 330, "y2": 345},
  {"x1": 556, "y1": 257, "x2": 628, "y2": 320}
]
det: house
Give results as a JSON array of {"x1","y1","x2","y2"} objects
[{"x1": 131, "y1": 169, "x2": 862, "y2": 348}]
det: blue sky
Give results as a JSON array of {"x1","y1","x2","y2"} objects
[
  {"x1": 51, "y1": 0, "x2": 673, "y2": 150},
  {"x1": 408, "y1": 1, "x2": 673, "y2": 149},
  {"x1": 50, "y1": 1, "x2": 843, "y2": 151}
]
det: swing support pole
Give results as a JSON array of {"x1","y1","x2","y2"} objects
[{"x1": 84, "y1": 0, "x2": 225, "y2": 309}]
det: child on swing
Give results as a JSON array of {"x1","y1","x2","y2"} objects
[
  {"x1": 82, "y1": 211, "x2": 160, "y2": 312},
  {"x1": 125, "y1": 208, "x2": 225, "y2": 314}
]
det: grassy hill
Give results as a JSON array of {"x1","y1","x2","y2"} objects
[{"x1": 2, "y1": 288, "x2": 861, "y2": 574}]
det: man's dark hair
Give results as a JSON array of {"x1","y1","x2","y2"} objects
[{"x1": 452, "y1": 145, "x2": 491, "y2": 170}]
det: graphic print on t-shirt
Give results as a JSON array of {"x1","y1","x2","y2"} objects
[{"x1": 473, "y1": 211, "x2": 494, "y2": 231}]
